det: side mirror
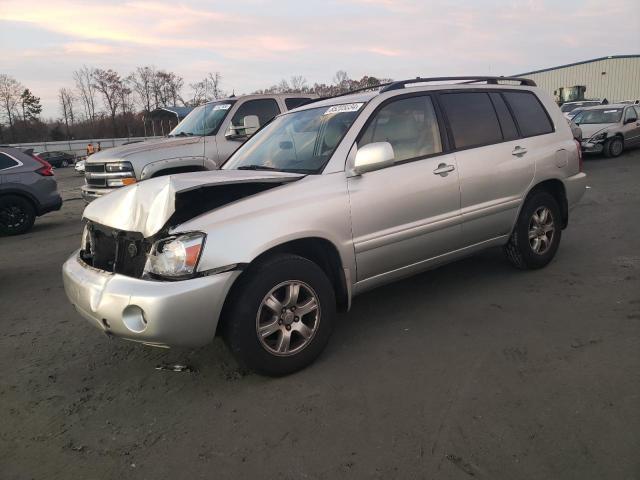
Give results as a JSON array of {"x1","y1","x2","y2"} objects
[
  {"x1": 624, "y1": 116, "x2": 637, "y2": 124},
  {"x1": 226, "y1": 115, "x2": 261, "y2": 140},
  {"x1": 353, "y1": 142, "x2": 395, "y2": 175}
]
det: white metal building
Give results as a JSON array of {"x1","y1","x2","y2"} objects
[{"x1": 515, "y1": 55, "x2": 640, "y2": 103}]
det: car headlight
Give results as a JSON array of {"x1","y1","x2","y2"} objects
[
  {"x1": 81, "y1": 224, "x2": 91, "y2": 252},
  {"x1": 590, "y1": 132, "x2": 607, "y2": 142},
  {"x1": 144, "y1": 232, "x2": 205, "y2": 279},
  {"x1": 105, "y1": 161, "x2": 134, "y2": 172}
]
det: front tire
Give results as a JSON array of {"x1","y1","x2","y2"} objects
[
  {"x1": 61, "y1": 159, "x2": 69, "y2": 167},
  {"x1": 0, "y1": 195, "x2": 36, "y2": 236},
  {"x1": 604, "y1": 136, "x2": 624, "y2": 158},
  {"x1": 505, "y1": 191, "x2": 562, "y2": 270},
  {"x1": 222, "y1": 254, "x2": 336, "y2": 376}
]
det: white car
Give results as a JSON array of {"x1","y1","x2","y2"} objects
[{"x1": 74, "y1": 159, "x2": 85, "y2": 175}]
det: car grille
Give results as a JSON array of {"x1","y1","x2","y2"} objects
[
  {"x1": 84, "y1": 163, "x2": 105, "y2": 173},
  {"x1": 80, "y1": 223, "x2": 152, "y2": 278}
]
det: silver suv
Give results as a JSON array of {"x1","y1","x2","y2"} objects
[
  {"x1": 63, "y1": 76, "x2": 587, "y2": 376},
  {"x1": 81, "y1": 94, "x2": 316, "y2": 200}
]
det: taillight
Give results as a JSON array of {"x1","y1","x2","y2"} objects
[
  {"x1": 574, "y1": 139, "x2": 583, "y2": 172},
  {"x1": 32, "y1": 154, "x2": 54, "y2": 176}
]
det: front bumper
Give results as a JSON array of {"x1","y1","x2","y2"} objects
[
  {"x1": 62, "y1": 250, "x2": 240, "y2": 348},
  {"x1": 580, "y1": 140, "x2": 604, "y2": 154},
  {"x1": 81, "y1": 185, "x2": 118, "y2": 201}
]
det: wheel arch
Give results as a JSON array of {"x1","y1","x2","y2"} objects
[
  {"x1": 218, "y1": 236, "x2": 351, "y2": 335},
  {"x1": 0, "y1": 189, "x2": 40, "y2": 213},
  {"x1": 525, "y1": 178, "x2": 568, "y2": 229}
]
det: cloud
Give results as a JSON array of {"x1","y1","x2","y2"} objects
[{"x1": 0, "y1": 0, "x2": 638, "y2": 117}]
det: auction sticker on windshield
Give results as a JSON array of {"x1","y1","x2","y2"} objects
[
  {"x1": 324, "y1": 103, "x2": 364, "y2": 115},
  {"x1": 213, "y1": 104, "x2": 231, "y2": 111}
]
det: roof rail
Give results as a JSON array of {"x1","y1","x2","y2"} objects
[{"x1": 380, "y1": 76, "x2": 536, "y2": 92}]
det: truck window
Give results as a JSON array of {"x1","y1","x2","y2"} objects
[
  {"x1": 285, "y1": 98, "x2": 313, "y2": 110},
  {"x1": 228, "y1": 99, "x2": 281, "y2": 137}
]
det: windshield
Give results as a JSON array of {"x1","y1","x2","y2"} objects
[
  {"x1": 573, "y1": 108, "x2": 623, "y2": 124},
  {"x1": 168, "y1": 101, "x2": 235, "y2": 137},
  {"x1": 223, "y1": 103, "x2": 363, "y2": 174}
]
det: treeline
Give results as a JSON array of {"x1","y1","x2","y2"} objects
[{"x1": 0, "y1": 68, "x2": 391, "y2": 143}]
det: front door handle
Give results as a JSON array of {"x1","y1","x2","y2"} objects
[
  {"x1": 433, "y1": 163, "x2": 455, "y2": 176},
  {"x1": 512, "y1": 146, "x2": 528, "y2": 157}
]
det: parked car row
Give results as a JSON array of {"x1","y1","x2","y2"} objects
[{"x1": 62, "y1": 76, "x2": 587, "y2": 376}]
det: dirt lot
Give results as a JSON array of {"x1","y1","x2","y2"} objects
[{"x1": 1, "y1": 152, "x2": 639, "y2": 480}]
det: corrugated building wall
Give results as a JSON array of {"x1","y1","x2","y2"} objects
[{"x1": 516, "y1": 55, "x2": 640, "y2": 102}]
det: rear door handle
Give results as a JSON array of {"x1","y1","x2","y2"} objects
[
  {"x1": 512, "y1": 146, "x2": 528, "y2": 157},
  {"x1": 433, "y1": 163, "x2": 455, "y2": 176}
]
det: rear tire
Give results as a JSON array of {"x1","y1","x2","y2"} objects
[
  {"x1": 0, "y1": 195, "x2": 36, "y2": 236},
  {"x1": 222, "y1": 253, "x2": 336, "y2": 376},
  {"x1": 604, "y1": 136, "x2": 623, "y2": 158},
  {"x1": 504, "y1": 191, "x2": 562, "y2": 270}
]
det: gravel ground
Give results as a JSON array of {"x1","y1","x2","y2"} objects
[{"x1": 1, "y1": 152, "x2": 639, "y2": 480}]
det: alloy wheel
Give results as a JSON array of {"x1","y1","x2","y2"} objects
[
  {"x1": 528, "y1": 206, "x2": 555, "y2": 255},
  {"x1": 256, "y1": 280, "x2": 321, "y2": 356}
]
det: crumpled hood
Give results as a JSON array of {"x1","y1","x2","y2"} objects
[
  {"x1": 86, "y1": 136, "x2": 202, "y2": 163},
  {"x1": 578, "y1": 123, "x2": 616, "y2": 140},
  {"x1": 83, "y1": 170, "x2": 303, "y2": 237}
]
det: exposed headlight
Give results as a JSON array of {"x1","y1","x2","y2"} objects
[
  {"x1": 81, "y1": 224, "x2": 91, "y2": 251},
  {"x1": 144, "y1": 232, "x2": 205, "y2": 279},
  {"x1": 590, "y1": 132, "x2": 607, "y2": 142},
  {"x1": 105, "y1": 161, "x2": 133, "y2": 172}
]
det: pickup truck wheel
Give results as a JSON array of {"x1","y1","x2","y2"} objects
[
  {"x1": 0, "y1": 195, "x2": 36, "y2": 236},
  {"x1": 604, "y1": 136, "x2": 623, "y2": 158},
  {"x1": 222, "y1": 253, "x2": 336, "y2": 376},
  {"x1": 504, "y1": 191, "x2": 561, "y2": 270}
]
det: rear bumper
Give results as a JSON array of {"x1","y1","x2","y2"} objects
[
  {"x1": 564, "y1": 172, "x2": 588, "y2": 209},
  {"x1": 38, "y1": 194, "x2": 62, "y2": 215},
  {"x1": 62, "y1": 250, "x2": 240, "y2": 348}
]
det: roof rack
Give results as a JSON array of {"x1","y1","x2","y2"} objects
[{"x1": 380, "y1": 76, "x2": 536, "y2": 93}]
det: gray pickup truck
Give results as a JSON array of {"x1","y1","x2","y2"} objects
[{"x1": 81, "y1": 94, "x2": 315, "y2": 200}]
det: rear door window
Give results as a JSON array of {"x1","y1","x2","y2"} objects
[
  {"x1": 0, "y1": 152, "x2": 20, "y2": 170},
  {"x1": 285, "y1": 97, "x2": 313, "y2": 110},
  {"x1": 502, "y1": 92, "x2": 554, "y2": 137},
  {"x1": 489, "y1": 93, "x2": 519, "y2": 141},
  {"x1": 359, "y1": 95, "x2": 442, "y2": 162},
  {"x1": 439, "y1": 92, "x2": 502, "y2": 149}
]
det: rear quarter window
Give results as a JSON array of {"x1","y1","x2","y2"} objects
[
  {"x1": 0, "y1": 152, "x2": 20, "y2": 170},
  {"x1": 503, "y1": 91, "x2": 554, "y2": 137},
  {"x1": 439, "y1": 92, "x2": 503, "y2": 149}
]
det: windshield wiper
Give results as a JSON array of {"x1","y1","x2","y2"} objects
[{"x1": 237, "y1": 165, "x2": 281, "y2": 171}]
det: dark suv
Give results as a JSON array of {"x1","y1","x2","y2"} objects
[{"x1": 0, "y1": 147, "x2": 62, "y2": 235}]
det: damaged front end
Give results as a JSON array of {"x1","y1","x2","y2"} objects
[
  {"x1": 79, "y1": 170, "x2": 304, "y2": 280},
  {"x1": 64, "y1": 170, "x2": 304, "y2": 348}
]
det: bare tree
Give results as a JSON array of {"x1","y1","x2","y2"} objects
[
  {"x1": 290, "y1": 75, "x2": 308, "y2": 93},
  {"x1": 188, "y1": 71, "x2": 225, "y2": 106},
  {"x1": 73, "y1": 66, "x2": 98, "y2": 124},
  {"x1": 0, "y1": 74, "x2": 23, "y2": 135},
  {"x1": 129, "y1": 66, "x2": 155, "y2": 112},
  {"x1": 58, "y1": 87, "x2": 76, "y2": 139},
  {"x1": 92, "y1": 68, "x2": 124, "y2": 136},
  {"x1": 153, "y1": 70, "x2": 184, "y2": 107},
  {"x1": 333, "y1": 70, "x2": 350, "y2": 89}
]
